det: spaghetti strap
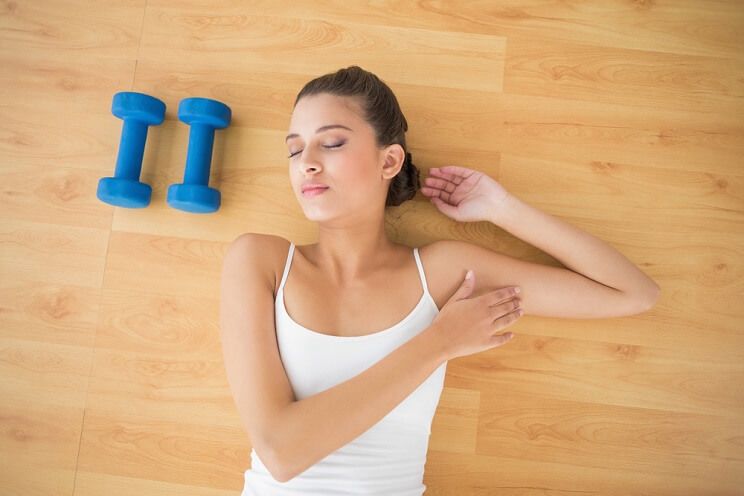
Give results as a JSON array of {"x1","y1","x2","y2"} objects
[
  {"x1": 412, "y1": 247, "x2": 431, "y2": 296},
  {"x1": 278, "y1": 241, "x2": 295, "y2": 294}
]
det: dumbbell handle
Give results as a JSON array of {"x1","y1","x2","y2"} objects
[
  {"x1": 183, "y1": 123, "x2": 215, "y2": 185},
  {"x1": 114, "y1": 119, "x2": 149, "y2": 181}
]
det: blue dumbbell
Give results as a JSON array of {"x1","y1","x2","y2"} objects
[
  {"x1": 167, "y1": 97, "x2": 231, "y2": 213},
  {"x1": 97, "y1": 92, "x2": 166, "y2": 208}
]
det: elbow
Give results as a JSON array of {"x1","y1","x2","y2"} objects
[
  {"x1": 640, "y1": 284, "x2": 661, "y2": 312},
  {"x1": 258, "y1": 405, "x2": 303, "y2": 483},
  {"x1": 272, "y1": 457, "x2": 295, "y2": 484},
  {"x1": 271, "y1": 465, "x2": 294, "y2": 484},
  {"x1": 261, "y1": 433, "x2": 297, "y2": 483},
  {"x1": 622, "y1": 284, "x2": 660, "y2": 316}
]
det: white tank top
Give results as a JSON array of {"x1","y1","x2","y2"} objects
[{"x1": 242, "y1": 242, "x2": 448, "y2": 495}]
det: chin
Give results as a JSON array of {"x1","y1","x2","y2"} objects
[{"x1": 301, "y1": 201, "x2": 351, "y2": 223}]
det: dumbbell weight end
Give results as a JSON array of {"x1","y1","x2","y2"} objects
[
  {"x1": 167, "y1": 183, "x2": 220, "y2": 214},
  {"x1": 97, "y1": 177, "x2": 152, "y2": 208}
]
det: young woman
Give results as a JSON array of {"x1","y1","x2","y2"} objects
[{"x1": 220, "y1": 66, "x2": 660, "y2": 495}]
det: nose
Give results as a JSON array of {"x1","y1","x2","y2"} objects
[{"x1": 300, "y1": 150, "x2": 322, "y2": 174}]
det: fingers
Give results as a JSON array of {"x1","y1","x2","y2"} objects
[
  {"x1": 422, "y1": 172, "x2": 459, "y2": 204},
  {"x1": 490, "y1": 331, "x2": 515, "y2": 347},
  {"x1": 421, "y1": 187, "x2": 450, "y2": 204},
  {"x1": 485, "y1": 286, "x2": 521, "y2": 305},
  {"x1": 430, "y1": 166, "x2": 471, "y2": 184},
  {"x1": 423, "y1": 175, "x2": 456, "y2": 194},
  {"x1": 488, "y1": 294, "x2": 522, "y2": 323},
  {"x1": 504, "y1": 298, "x2": 522, "y2": 316}
]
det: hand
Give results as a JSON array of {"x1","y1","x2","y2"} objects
[
  {"x1": 429, "y1": 270, "x2": 522, "y2": 361},
  {"x1": 421, "y1": 165, "x2": 511, "y2": 223}
]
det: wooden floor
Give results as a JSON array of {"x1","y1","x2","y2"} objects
[{"x1": 2, "y1": 1, "x2": 743, "y2": 494}]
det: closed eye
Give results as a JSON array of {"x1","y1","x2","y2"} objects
[{"x1": 288, "y1": 142, "x2": 344, "y2": 159}]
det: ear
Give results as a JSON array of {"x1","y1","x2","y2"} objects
[{"x1": 381, "y1": 144, "x2": 405, "y2": 180}]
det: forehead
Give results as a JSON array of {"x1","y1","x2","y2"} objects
[{"x1": 289, "y1": 93, "x2": 361, "y2": 127}]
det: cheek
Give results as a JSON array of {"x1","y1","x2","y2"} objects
[{"x1": 346, "y1": 161, "x2": 381, "y2": 194}]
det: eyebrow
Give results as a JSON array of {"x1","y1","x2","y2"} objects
[{"x1": 285, "y1": 124, "x2": 353, "y2": 143}]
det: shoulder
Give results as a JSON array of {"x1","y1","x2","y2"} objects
[
  {"x1": 225, "y1": 233, "x2": 291, "y2": 296},
  {"x1": 229, "y1": 232, "x2": 290, "y2": 249},
  {"x1": 417, "y1": 238, "x2": 468, "y2": 273},
  {"x1": 416, "y1": 239, "x2": 470, "y2": 309},
  {"x1": 417, "y1": 238, "x2": 525, "y2": 308}
]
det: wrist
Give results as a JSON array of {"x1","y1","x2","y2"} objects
[
  {"x1": 421, "y1": 322, "x2": 450, "y2": 364},
  {"x1": 489, "y1": 192, "x2": 518, "y2": 225}
]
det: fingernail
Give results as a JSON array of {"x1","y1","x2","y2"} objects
[
  {"x1": 465, "y1": 269, "x2": 472, "y2": 280},
  {"x1": 515, "y1": 287, "x2": 521, "y2": 293}
]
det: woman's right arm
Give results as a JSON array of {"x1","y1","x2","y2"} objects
[
  {"x1": 220, "y1": 233, "x2": 448, "y2": 483},
  {"x1": 274, "y1": 318, "x2": 447, "y2": 482}
]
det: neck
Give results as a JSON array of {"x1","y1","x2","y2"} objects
[{"x1": 309, "y1": 220, "x2": 398, "y2": 287}]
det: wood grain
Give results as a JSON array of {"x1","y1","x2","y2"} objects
[{"x1": 1, "y1": 0, "x2": 742, "y2": 494}]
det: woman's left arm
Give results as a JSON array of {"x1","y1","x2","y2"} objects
[
  {"x1": 422, "y1": 165, "x2": 660, "y2": 305},
  {"x1": 492, "y1": 192, "x2": 660, "y2": 302}
]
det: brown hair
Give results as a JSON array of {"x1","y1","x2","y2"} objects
[{"x1": 293, "y1": 65, "x2": 420, "y2": 207}]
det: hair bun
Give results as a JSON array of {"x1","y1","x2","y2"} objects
[{"x1": 404, "y1": 151, "x2": 419, "y2": 183}]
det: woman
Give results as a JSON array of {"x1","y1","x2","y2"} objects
[{"x1": 220, "y1": 66, "x2": 660, "y2": 495}]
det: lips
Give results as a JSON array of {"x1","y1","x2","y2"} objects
[
  {"x1": 301, "y1": 184, "x2": 329, "y2": 193},
  {"x1": 303, "y1": 187, "x2": 328, "y2": 197}
]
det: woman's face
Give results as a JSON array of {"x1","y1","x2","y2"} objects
[{"x1": 286, "y1": 93, "x2": 401, "y2": 221}]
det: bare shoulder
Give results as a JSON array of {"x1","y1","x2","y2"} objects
[
  {"x1": 227, "y1": 233, "x2": 291, "y2": 297},
  {"x1": 418, "y1": 238, "x2": 472, "y2": 268},
  {"x1": 416, "y1": 238, "x2": 523, "y2": 308},
  {"x1": 417, "y1": 239, "x2": 470, "y2": 310}
]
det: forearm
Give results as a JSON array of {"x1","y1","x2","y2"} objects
[
  {"x1": 493, "y1": 193, "x2": 660, "y2": 299},
  {"x1": 270, "y1": 324, "x2": 448, "y2": 482}
]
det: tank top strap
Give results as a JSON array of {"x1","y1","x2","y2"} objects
[
  {"x1": 412, "y1": 247, "x2": 431, "y2": 296},
  {"x1": 278, "y1": 241, "x2": 295, "y2": 294}
]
